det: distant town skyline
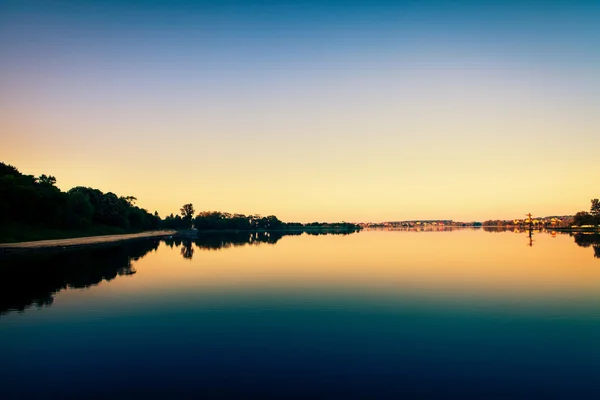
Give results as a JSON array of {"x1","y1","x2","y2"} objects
[{"x1": 2, "y1": 0, "x2": 598, "y2": 222}]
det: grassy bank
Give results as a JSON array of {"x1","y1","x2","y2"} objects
[{"x1": 0, "y1": 224, "x2": 139, "y2": 244}]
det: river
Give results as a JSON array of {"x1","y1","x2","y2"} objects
[{"x1": 1, "y1": 228, "x2": 599, "y2": 398}]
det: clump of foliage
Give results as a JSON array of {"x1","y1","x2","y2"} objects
[
  {"x1": 0, "y1": 162, "x2": 160, "y2": 242},
  {"x1": 573, "y1": 199, "x2": 600, "y2": 227},
  {"x1": 193, "y1": 212, "x2": 284, "y2": 230}
]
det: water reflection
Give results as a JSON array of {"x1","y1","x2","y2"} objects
[
  {"x1": 481, "y1": 226, "x2": 600, "y2": 255},
  {"x1": 0, "y1": 239, "x2": 160, "y2": 315},
  {"x1": 3, "y1": 228, "x2": 599, "y2": 316},
  {"x1": 168, "y1": 230, "x2": 356, "y2": 257},
  {"x1": 0, "y1": 230, "x2": 359, "y2": 315},
  {"x1": 3, "y1": 229, "x2": 600, "y2": 398},
  {"x1": 573, "y1": 233, "x2": 600, "y2": 258}
]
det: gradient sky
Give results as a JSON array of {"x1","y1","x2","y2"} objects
[{"x1": 1, "y1": 0, "x2": 599, "y2": 222}]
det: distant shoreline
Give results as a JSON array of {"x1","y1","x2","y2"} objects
[
  {"x1": 190, "y1": 227, "x2": 361, "y2": 234},
  {"x1": 480, "y1": 226, "x2": 599, "y2": 232},
  {"x1": 537, "y1": 227, "x2": 599, "y2": 233}
]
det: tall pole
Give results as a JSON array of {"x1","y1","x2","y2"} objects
[{"x1": 526, "y1": 213, "x2": 533, "y2": 246}]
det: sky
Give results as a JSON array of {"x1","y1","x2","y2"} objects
[{"x1": 1, "y1": 0, "x2": 599, "y2": 222}]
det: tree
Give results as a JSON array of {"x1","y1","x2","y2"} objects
[
  {"x1": 38, "y1": 174, "x2": 57, "y2": 186},
  {"x1": 180, "y1": 203, "x2": 195, "y2": 229},
  {"x1": 591, "y1": 199, "x2": 600, "y2": 217},
  {"x1": 574, "y1": 211, "x2": 593, "y2": 226},
  {"x1": 0, "y1": 161, "x2": 166, "y2": 242},
  {"x1": 122, "y1": 196, "x2": 137, "y2": 206},
  {"x1": 0, "y1": 162, "x2": 20, "y2": 177},
  {"x1": 65, "y1": 191, "x2": 94, "y2": 228}
]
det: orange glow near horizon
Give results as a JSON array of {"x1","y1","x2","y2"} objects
[
  {"x1": 2, "y1": 1, "x2": 599, "y2": 222},
  {"x1": 2, "y1": 109, "x2": 596, "y2": 223},
  {"x1": 56, "y1": 230, "x2": 600, "y2": 305}
]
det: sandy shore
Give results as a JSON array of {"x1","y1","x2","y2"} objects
[{"x1": 0, "y1": 230, "x2": 177, "y2": 252}]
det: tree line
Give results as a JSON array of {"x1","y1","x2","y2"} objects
[
  {"x1": 0, "y1": 239, "x2": 159, "y2": 314},
  {"x1": 163, "y1": 205, "x2": 360, "y2": 232},
  {"x1": 573, "y1": 199, "x2": 600, "y2": 227},
  {"x1": 0, "y1": 162, "x2": 161, "y2": 241},
  {"x1": 0, "y1": 226, "x2": 362, "y2": 315},
  {"x1": 0, "y1": 162, "x2": 360, "y2": 242}
]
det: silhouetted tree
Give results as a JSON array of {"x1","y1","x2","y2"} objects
[
  {"x1": 574, "y1": 211, "x2": 594, "y2": 226},
  {"x1": 65, "y1": 191, "x2": 95, "y2": 228},
  {"x1": 180, "y1": 203, "x2": 195, "y2": 229},
  {"x1": 37, "y1": 174, "x2": 57, "y2": 186},
  {"x1": 122, "y1": 196, "x2": 137, "y2": 206},
  {"x1": 0, "y1": 162, "x2": 163, "y2": 242},
  {"x1": 591, "y1": 199, "x2": 600, "y2": 225}
]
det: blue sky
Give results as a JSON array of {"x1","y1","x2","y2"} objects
[{"x1": 1, "y1": 0, "x2": 599, "y2": 221}]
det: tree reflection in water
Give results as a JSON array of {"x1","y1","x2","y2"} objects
[
  {"x1": 180, "y1": 239, "x2": 194, "y2": 259},
  {"x1": 0, "y1": 229, "x2": 359, "y2": 315},
  {"x1": 483, "y1": 227, "x2": 600, "y2": 256},
  {"x1": 0, "y1": 239, "x2": 160, "y2": 315},
  {"x1": 572, "y1": 233, "x2": 600, "y2": 259},
  {"x1": 166, "y1": 229, "x2": 356, "y2": 255}
]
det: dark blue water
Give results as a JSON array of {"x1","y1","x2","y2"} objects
[{"x1": 2, "y1": 230, "x2": 600, "y2": 398}]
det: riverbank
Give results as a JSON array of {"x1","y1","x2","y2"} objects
[
  {"x1": 481, "y1": 226, "x2": 600, "y2": 233},
  {"x1": 0, "y1": 230, "x2": 176, "y2": 255},
  {"x1": 0, "y1": 227, "x2": 362, "y2": 256},
  {"x1": 0, "y1": 223, "x2": 156, "y2": 244}
]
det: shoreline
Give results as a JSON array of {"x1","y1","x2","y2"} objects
[
  {"x1": 480, "y1": 226, "x2": 599, "y2": 233},
  {"x1": 0, "y1": 230, "x2": 177, "y2": 255},
  {"x1": 0, "y1": 227, "x2": 362, "y2": 256}
]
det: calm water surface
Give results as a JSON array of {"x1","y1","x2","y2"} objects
[{"x1": 2, "y1": 229, "x2": 600, "y2": 398}]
